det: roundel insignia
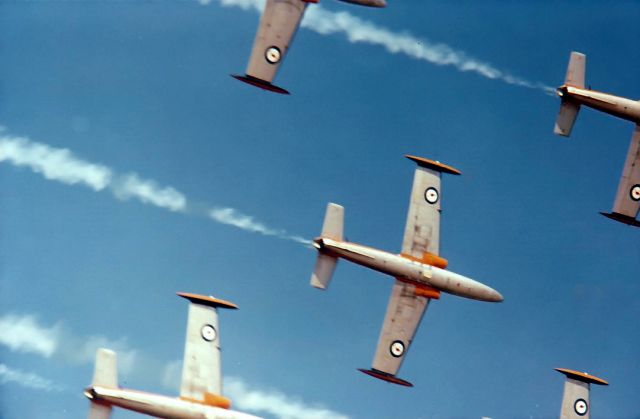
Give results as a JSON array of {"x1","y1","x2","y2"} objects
[
  {"x1": 424, "y1": 187, "x2": 439, "y2": 204},
  {"x1": 389, "y1": 340, "x2": 405, "y2": 358},
  {"x1": 265, "y1": 46, "x2": 282, "y2": 64},
  {"x1": 630, "y1": 184, "x2": 640, "y2": 201},
  {"x1": 574, "y1": 398, "x2": 588, "y2": 416},
  {"x1": 201, "y1": 324, "x2": 217, "y2": 342}
]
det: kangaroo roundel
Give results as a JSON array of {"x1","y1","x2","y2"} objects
[
  {"x1": 389, "y1": 340, "x2": 405, "y2": 358},
  {"x1": 201, "y1": 324, "x2": 217, "y2": 342},
  {"x1": 574, "y1": 399, "x2": 588, "y2": 416},
  {"x1": 424, "y1": 187, "x2": 439, "y2": 204},
  {"x1": 631, "y1": 184, "x2": 640, "y2": 201},
  {"x1": 265, "y1": 46, "x2": 281, "y2": 64}
]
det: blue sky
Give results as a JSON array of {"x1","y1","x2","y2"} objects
[{"x1": 1, "y1": 1, "x2": 639, "y2": 418}]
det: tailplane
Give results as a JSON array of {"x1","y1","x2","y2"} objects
[
  {"x1": 310, "y1": 203, "x2": 343, "y2": 289},
  {"x1": 554, "y1": 52, "x2": 586, "y2": 136},
  {"x1": 86, "y1": 348, "x2": 117, "y2": 419},
  {"x1": 320, "y1": 203, "x2": 344, "y2": 241},
  {"x1": 564, "y1": 51, "x2": 586, "y2": 88}
]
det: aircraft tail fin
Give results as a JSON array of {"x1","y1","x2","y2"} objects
[
  {"x1": 310, "y1": 253, "x2": 338, "y2": 289},
  {"x1": 320, "y1": 203, "x2": 344, "y2": 241},
  {"x1": 554, "y1": 100, "x2": 581, "y2": 136},
  {"x1": 91, "y1": 348, "x2": 118, "y2": 388},
  {"x1": 565, "y1": 51, "x2": 586, "y2": 88},
  {"x1": 554, "y1": 51, "x2": 586, "y2": 136},
  {"x1": 86, "y1": 349, "x2": 117, "y2": 419},
  {"x1": 556, "y1": 368, "x2": 608, "y2": 419},
  {"x1": 88, "y1": 402, "x2": 112, "y2": 419},
  {"x1": 310, "y1": 203, "x2": 343, "y2": 289}
]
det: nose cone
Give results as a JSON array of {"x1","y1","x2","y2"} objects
[{"x1": 487, "y1": 288, "x2": 504, "y2": 303}]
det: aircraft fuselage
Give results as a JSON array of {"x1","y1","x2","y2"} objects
[
  {"x1": 315, "y1": 238, "x2": 503, "y2": 302},
  {"x1": 85, "y1": 386, "x2": 260, "y2": 419},
  {"x1": 559, "y1": 85, "x2": 640, "y2": 123}
]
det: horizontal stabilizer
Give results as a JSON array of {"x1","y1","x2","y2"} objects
[
  {"x1": 565, "y1": 51, "x2": 586, "y2": 88},
  {"x1": 231, "y1": 74, "x2": 290, "y2": 95},
  {"x1": 358, "y1": 368, "x2": 413, "y2": 387},
  {"x1": 92, "y1": 349, "x2": 118, "y2": 388},
  {"x1": 88, "y1": 402, "x2": 112, "y2": 419},
  {"x1": 554, "y1": 99, "x2": 581, "y2": 136},
  {"x1": 310, "y1": 253, "x2": 338, "y2": 289},
  {"x1": 321, "y1": 203, "x2": 344, "y2": 241}
]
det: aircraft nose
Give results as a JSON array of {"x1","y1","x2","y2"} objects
[{"x1": 489, "y1": 289, "x2": 504, "y2": 302}]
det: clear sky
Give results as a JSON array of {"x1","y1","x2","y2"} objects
[{"x1": 1, "y1": 1, "x2": 639, "y2": 418}]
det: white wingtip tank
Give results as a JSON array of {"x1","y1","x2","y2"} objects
[
  {"x1": 554, "y1": 52, "x2": 586, "y2": 136},
  {"x1": 556, "y1": 367, "x2": 608, "y2": 419},
  {"x1": 310, "y1": 203, "x2": 343, "y2": 290}
]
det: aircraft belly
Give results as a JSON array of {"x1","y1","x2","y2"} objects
[{"x1": 571, "y1": 91, "x2": 640, "y2": 122}]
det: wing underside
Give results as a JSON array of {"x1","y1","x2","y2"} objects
[
  {"x1": 401, "y1": 164, "x2": 443, "y2": 257},
  {"x1": 180, "y1": 303, "x2": 222, "y2": 399},
  {"x1": 366, "y1": 161, "x2": 445, "y2": 384},
  {"x1": 368, "y1": 280, "x2": 429, "y2": 385},
  {"x1": 242, "y1": 0, "x2": 307, "y2": 89},
  {"x1": 602, "y1": 124, "x2": 640, "y2": 227}
]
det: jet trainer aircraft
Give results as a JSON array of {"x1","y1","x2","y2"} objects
[
  {"x1": 232, "y1": 0, "x2": 386, "y2": 94},
  {"x1": 555, "y1": 368, "x2": 608, "y2": 419},
  {"x1": 310, "y1": 155, "x2": 503, "y2": 387},
  {"x1": 84, "y1": 292, "x2": 261, "y2": 419},
  {"x1": 554, "y1": 51, "x2": 640, "y2": 227}
]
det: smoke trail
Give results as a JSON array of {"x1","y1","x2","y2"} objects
[
  {"x1": 214, "y1": 0, "x2": 554, "y2": 93},
  {"x1": 0, "y1": 131, "x2": 308, "y2": 244}
]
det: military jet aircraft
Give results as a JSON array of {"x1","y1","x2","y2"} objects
[
  {"x1": 555, "y1": 368, "x2": 608, "y2": 419},
  {"x1": 310, "y1": 155, "x2": 503, "y2": 387},
  {"x1": 554, "y1": 51, "x2": 640, "y2": 227},
  {"x1": 232, "y1": 0, "x2": 386, "y2": 94},
  {"x1": 84, "y1": 292, "x2": 261, "y2": 419}
]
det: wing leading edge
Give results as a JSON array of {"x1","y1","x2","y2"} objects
[
  {"x1": 363, "y1": 156, "x2": 460, "y2": 386},
  {"x1": 233, "y1": 0, "x2": 308, "y2": 94},
  {"x1": 601, "y1": 124, "x2": 640, "y2": 227}
]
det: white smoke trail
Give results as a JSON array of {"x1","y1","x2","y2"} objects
[
  {"x1": 225, "y1": 376, "x2": 351, "y2": 419},
  {"x1": 0, "y1": 132, "x2": 308, "y2": 244},
  {"x1": 214, "y1": 0, "x2": 553, "y2": 93}
]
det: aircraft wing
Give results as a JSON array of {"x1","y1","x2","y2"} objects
[
  {"x1": 361, "y1": 156, "x2": 461, "y2": 386},
  {"x1": 361, "y1": 280, "x2": 430, "y2": 386},
  {"x1": 233, "y1": 0, "x2": 308, "y2": 94},
  {"x1": 602, "y1": 125, "x2": 640, "y2": 227},
  {"x1": 401, "y1": 155, "x2": 460, "y2": 258},
  {"x1": 177, "y1": 293, "x2": 237, "y2": 401}
]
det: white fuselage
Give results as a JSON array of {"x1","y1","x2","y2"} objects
[
  {"x1": 317, "y1": 238, "x2": 503, "y2": 302},
  {"x1": 561, "y1": 85, "x2": 640, "y2": 123},
  {"x1": 85, "y1": 386, "x2": 261, "y2": 419}
]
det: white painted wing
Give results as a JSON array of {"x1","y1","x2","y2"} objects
[
  {"x1": 180, "y1": 301, "x2": 222, "y2": 399},
  {"x1": 401, "y1": 161, "x2": 444, "y2": 257},
  {"x1": 371, "y1": 280, "x2": 429, "y2": 382},
  {"x1": 245, "y1": 0, "x2": 308, "y2": 84},
  {"x1": 610, "y1": 125, "x2": 640, "y2": 222}
]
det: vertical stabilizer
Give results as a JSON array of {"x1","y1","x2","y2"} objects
[
  {"x1": 321, "y1": 203, "x2": 344, "y2": 240},
  {"x1": 556, "y1": 368, "x2": 608, "y2": 419},
  {"x1": 177, "y1": 293, "x2": 237, "y2": 401}
]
